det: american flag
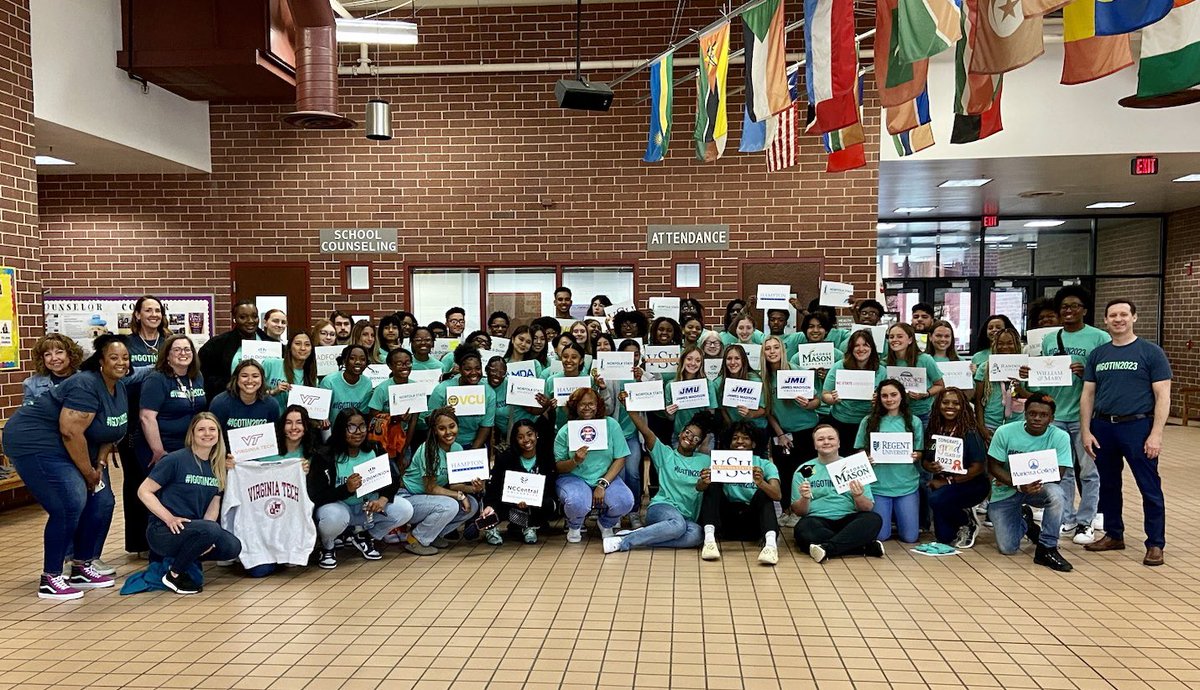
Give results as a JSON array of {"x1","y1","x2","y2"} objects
[{"x1": 765, "y1": 70, "x2": 801, "y2": 172}]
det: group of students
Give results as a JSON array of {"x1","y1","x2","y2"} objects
[{"x1": 3, "y1": 283, "x2": 1173, "y2": 601}]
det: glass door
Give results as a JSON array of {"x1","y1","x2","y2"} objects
[
  {"x1": 984, "y1": 278, "x2": 1035, "y2": 338},
  {"x1": 883, "y1": 281, "x2": 922, "y2": 325},
  {"x1": 930, "y1": 280, "x2": 975, "y2": 354}
]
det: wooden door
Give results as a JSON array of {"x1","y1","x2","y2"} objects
[
  {"x1": 739, "y1": 259, "x2": 824, "y2": 309},
  {"x1": 230, "y1": 262, "x2": 311, "y2": 336}
]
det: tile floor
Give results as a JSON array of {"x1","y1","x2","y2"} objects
[{"x1": 1, "y1": 426, "x2": 1199, "y2": 689}]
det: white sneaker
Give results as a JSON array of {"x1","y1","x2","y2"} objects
[
  {"x1": 1060, "y1": 522, "x2": 1078, "y2": 535},
  {"x1": 1072, "y1": 525, "x2": 1097, "y2": 545},
  {"x1": 629, "y1": 513, "x2": 644, "y2": 530},
  {"x1": 600, "y1": 526, "x2": 615, "y2": 540},
  {"x1": 88, "y1": 559, "x2": 116, "y2": 576},
  {"x1": 566, "y1": 528, "x2": 583, "y2": 544},
  {"x1": 602, "y1": 537, "x2": 623, "y2": 554},
  {"x1": 701, "y1": 541, "x2": 721, "y2": 561},
  {"x1": 809, "y1": 543, "x2": 827, "y2": 563},
  {"x1": 1092, "y1": 513, "x2": 1105, "y2": 531},
  {"x1": 757, "y1": 545, "x2": 778, "y2": 566},
  {"x1": 778, "y1": 513, "x2": 799, "y2": 529}
]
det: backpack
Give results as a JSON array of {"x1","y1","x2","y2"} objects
[{"x1": 367, "y1": 411, "x2": 411, "y2": 460}]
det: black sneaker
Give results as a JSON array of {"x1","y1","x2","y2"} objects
[
  {"x1": 162, "y1": 570, "x2": 202, "y2": 595},
  {"x1": 1022, "y1": 505, "x2": 1041, "y2": 544},
  {"x1": 317, "y1": 549, "x2": 338, "y2": 569},
  {"x1": 350, "y1": 532, "x2": 382, "y2": 560},
  {"x1": 865, "y1": 540, "x2": 886, "y2": 558},
  {"x1": 1034, "y1": 545, "x2": 1074, "y2": 572}
]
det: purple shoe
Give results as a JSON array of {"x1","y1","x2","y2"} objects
[
  {"x1": 68, "y1": 562, "x2": 115, "y2": 590},
  {"x1": 38, "y1": 574, "x2": 83, "y2": 601}
]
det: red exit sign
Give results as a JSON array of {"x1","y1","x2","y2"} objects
[
  {"x1": 982, "y1": 214, "x2": 999, "y2": 228},
  {"x1": 1131, "y1": 155, "x2": 1159, "y2": 176}
]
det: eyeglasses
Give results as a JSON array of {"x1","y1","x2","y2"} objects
[
  {"x1": 1060, "y1": 303, "x2": 1085, "y2": 311},
  {"x1": 679, "y1": 429, "x2": 701, "y2": 442},
  {"x1": 346, "y1": 424, "x2": 367, "y2": 433},
  {"x1": 169, "y1": 347, "x2": 192, "y2": 354}
]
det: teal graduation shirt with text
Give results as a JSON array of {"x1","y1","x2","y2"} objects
[
  {"x1": 854, "y1": 414, "x2": 924, "y2": 497},
  {"x1": 793, "y1": 457, "x2": 874, "y2": 520},
  {"x1": 647, "y1": 442, "x2": 710, "y2": 521}
]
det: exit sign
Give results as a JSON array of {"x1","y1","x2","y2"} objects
[
  {"x1": 982, "y1": 214, "x2": 999, "y2": 228},
  {"x1": 1131, "y1": 155, "x2": 1159, "y2": 176}
]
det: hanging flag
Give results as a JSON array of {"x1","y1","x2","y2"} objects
[
  {"x1": 896, "y1": 0, "x2": 963, "y2": 63},
  {"x1": 875, "y1": 0, "x2": 931, "y2": 107},
  {"x1": 694, "y1": 22, "x2": 731, "y2": 162},
  {"x1": 823, "y1": 121, "x2": 866, "y2": 172},
  {"x1": 967, "y1": 0, "x2": 1045, "y2": 74},
  {"x1": 805, "y1": 0, "x2": 859, "y2": 132},
  {"x1": 743, "y1": 0, "x2": 791, "y2": 121},
  {"x1": 765, "y1": 70, "x2": 801, "y2": 171},
  {"x1": 1062, "y1": 0, "x2": 1133, "y2": 85},
  {"x1": 885, "y1": 87, "x2": 932, "y2": 134},
  {"x1": 1024, "y1": 0, "x2": 1071, "y2": 17},
  {"x1": 953, "y1": 6, "x2": 1004, "y2": 142},
  {"x1": 740, "y1": 102, "x2": 768, "y2": 152},
  {"x1": 1096, "y1": 0, "x2": 1174, "y2": 35},
  {"x1": 643, "y1": 53, "x2": 674, "y2": 163},
  {"x1": 893, "y1": 123, "x2": 936, "y2": 155},
  {"x1": 1136, "y1": 0, "x2": 1200, "y2": 98}
]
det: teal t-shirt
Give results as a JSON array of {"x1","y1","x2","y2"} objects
[
  {"x1": 411, "y1": 355, "x2": 443, "y2": 372},
  {"x1": 318, "y1": 372, "x2": 374, "y2": 425},
  {"x1": 647, "y1": 442, "x2": 710, "y2": 521},
  {"x1": 262, "y1": 359, "x2": 308, "y2": 414},
  {"x1": 971, "y1": 348, "x2": 991, "y2": 369},
  {"x1": 367, "y1": 377, "x2": 404, "y2": 415},
  {"x1": 334, "y1": 451, "x2": 378, "y2": 506},
  {"x1": 789, "y1": 347, "x2": 843, "y2": 416},
  {"x1": 489, "y1": 380, "x2": 510, "y2": 441},
  {"x1": 827, "y1": 328, "x2": 851, "y2": 352},
  {"x1": 973, "y1": 365, "x2": 1016, "y2": 429},
  {"x1": 885, "y1": 353, "x2": 944, "y2": 417},
  {"x1": 428, "y1": 380, "x2": 496, "y2": 446},
  {"x1": 821, "y1": 361, "x2": 887, "y2": 424},
  {"x1": 404, "y1": 441, "x2": 464, "y2": 494},
  {"x1": 1034, "y1": 325, "x2": 1111, "y2": 422},
  {"x1": 724, "y1": 454, "x2": 778, "y2": 504},
  {"x1": 986, "y1": 421, "x2": 1073, "y2": 502},
  {"x1": 553, "y1": 416, "x2": 629, "y2": 486},
  {"x1": 719, "y1": 330, "x2": 765, "y2": 347},
  {"x1": 710, "y1": 375, "x2": 768, "y2": 429},
  {"x1": 765, "y1": 370, "x2": 819, "y2": 433},
  {"x1": 854, "y1": 414, "x2": 924, "y2": 497},
  {"x1": 664, "y1": 375, "x2": 712, "y2": 437},
  {"x1": 542, "y1": 372, "x2": 594, "y2": 430},
  {"x1": 259, "y1": 447, "x2": 304, "y2": 463},
  {"x1": 794, "y1": 457, "x2": 875, "y2": 520}
]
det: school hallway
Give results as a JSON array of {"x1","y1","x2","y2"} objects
[{"x1": 0, "y1": 426, "x2": 1198, "y2": 690}]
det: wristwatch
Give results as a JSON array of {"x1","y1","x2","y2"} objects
[
  {"x1": 597, "y1": 478, "x2": 611, "y2": 489},
  {"x1": 457, "y1": 491, "x2": 466, "y2": 501}
]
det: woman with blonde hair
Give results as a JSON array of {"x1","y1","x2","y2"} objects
[
  {"x1": 310, "y1": 319, "x2": 338, "y2": 348},
  {"x1": 23, "y1": 333, "x2": 85, "y2": 404},
  {"x1": 350, "y1": 320, "x2": 381, "y2": 364},
  {"x1": 138, "y1": 412, "x2": 241, "y2": 595}
]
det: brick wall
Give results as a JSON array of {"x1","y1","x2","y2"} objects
[
  {"x1": 36, "y1": 2, "x2": 880, "y2": 332},
  {"x1": 1164, "y1": 206, "x2": 1200, "y2": 416},
  {"x1": 0, "y1": 0, "x2": 38, "y2": 420}
]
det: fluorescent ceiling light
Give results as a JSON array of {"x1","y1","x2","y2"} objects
[
  {"x1": 35, "y1": 155, "x2": 74, "y2": 165},
  {"x1": 335, "y1": 17, "x2": 418, "y2": 45},
  {"x1": 876, "y1": 222, "x2": 897, "y2": 230},
  {"x1": 1024, "y1": 220, "x2": 1065, "y2": 228},
  {"x1": 983, "y1": 235, "x2": 1010, "y2": 243},
  {"x1": 1085, "y1": 201, "x2": 1135, "y2": 209},
  {"x1": 1173, "y1": 173, "x2": 1200, "y2": 182},
  {"x1": 893, "y1": 206, "x2": 937, "y2": 213},
  {"x1": 938, "y1": 178, "x2": 992, "y2": 188}
]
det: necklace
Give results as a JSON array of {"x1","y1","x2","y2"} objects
[{"x1": 138, "y1": 332, "x2": 161, "y2": 350}]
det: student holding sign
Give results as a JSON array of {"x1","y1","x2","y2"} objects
[
  {"x1": 263, "y1": 331, "x2": 318, "y2": 414},
  {"x1": 791, "y1": 312, "x2": 842, "y2": 418},
  {"x1": 821, "y1": 331, "x2": 887, "y2": 457},
  {"x1": 210, "y1": 360, "x2": 280, "y2": 434},
  {"x1": 695, "y1": 422, "x2": 782, "y2": 565},
  {"x1": 605, "y1": 400, "x2": 712, "y2": 555},
  {"x1": 553, "y1": 389, "x2": 633, "y2": 544},
  {"x1": 665, "y1": 348, "x2": 713, "y2": 443},
  {"x1": 429, "y1": 347, "x2": 495, "y2": 450},
  {"x1": 542, "y1": 341, "x2": 593, "y2": 429},
  {"x1": 985, "y1": 393, "x2": 1074, "y2": 572},
  {"x1": 596, "y1": 340, "x2": 654, "y2": 523},
  {"x1": 138, "y1": 413, "x2": 242, "y2": 595},
  {"x1": 791, "y1": 425, "x2": 884, "y2": 563},
  {"x1": 762, "y1": 336, "x2": 820, "y2": 527},
  {"x1": 318, "y1": 345, "x2": 374, "y2": 428},
  {"x1": 309, "y1": 408, "x2": 413, "y2": 568},
  {"x1": 974, "y1": 328, "x2": 1029, "y2": 432},
  {"x1": 485, "y1": 357, "x2": 511, "y2": 449},
  {"x1": 711, "y1": 345, "x2": 768, "y2": 455},
  {"x1": 503, "y1": 326, "x2": 545, "y2": 377},
  {"x1": 199, "y1": 300, "x2": 274, "y2": 402},
  {"x1": 884, "y1": 323, "x2": 944, "y2": 424},
  {"x1": 855, "y1": 380, "x2": 924, "y2": 544},
  {"x1": 921, "y1": 389, "x2": 990, "y2": 549},
  {"x1": 400, "y1": 407, "x2": 482, "y2": 553},
  {"x1": 485, "y1": 419, "x2": 557, "y2": 544}
]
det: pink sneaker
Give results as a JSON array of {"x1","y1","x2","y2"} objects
[
  {"x1": 38, "y1": 574, "x2": 83, "y2": 601},
  {"x1": 68, "y1": 562, "x2": 115, "y2": 590}
]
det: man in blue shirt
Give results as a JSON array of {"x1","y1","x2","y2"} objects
[{"x1": 1081, "y1": 299, "x2": 1172, "y2": 567}]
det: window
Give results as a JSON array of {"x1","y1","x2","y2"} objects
[
  {"x1": 562, "y1": 266, "x2": 635, "y2": 319},
  {"x1": 410, "y1": 268, "x2": 481, "y2": 332}
]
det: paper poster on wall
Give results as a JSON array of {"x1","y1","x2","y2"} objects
[
  {"x1": 0, "y1": 267, "x2": 18, "y2": 370},
  {"x1": 44, "y1": 295, "x2": 216, "y2": 355}
]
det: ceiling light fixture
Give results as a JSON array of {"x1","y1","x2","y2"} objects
[
  {"x1": 1085, "y1": 201, "x2": 1135, "y2": 209},
  {"x1": 894, "y1": 206, "x2": 937, "y2": 213},
  {"x1": 335, "y1": 17, "x2": 418, "y2": 45},
  {"x1": 1173, "y1": 173, "x2": 1200, "y2": 182},
  {"x1": 1024, "y1": 220, "x2": 1066, "y2": 228},
  {"x1": 938, "y1": 178, "x2": 992, "y2": 188},
  {"x1": 35, "y1": 155, "x2": 74, "y2": 165},
  {"x1": 876, "y1": 222, "x2": 897, "y2": 230}
]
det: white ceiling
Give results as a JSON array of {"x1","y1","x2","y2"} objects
[
  {"x1": 35, "y1": 119, "x2": 205, "y2": 175},
  {"x1": 879, "y1": 152, "x2": 1200, "y2": 219}
]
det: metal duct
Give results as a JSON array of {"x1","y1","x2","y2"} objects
[{"x1": 282, "y1": 0, "x2": 354, "y2": 129}]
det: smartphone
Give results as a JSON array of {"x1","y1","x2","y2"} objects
[{"x1": 474, "y1": 511, "x2": 500, "y2": 531}]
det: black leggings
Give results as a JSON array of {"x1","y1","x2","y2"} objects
[
  {"x1": 793, "y1": 512, "x2": 883, "y2": 558},
  {"x1": 773, "y1": 426, "x2": 817, "y2": 507},
  {"x1": 146, "y1": 520, "x2": 241, "y2": 573},
  {"x1": 928, "y1": 478, "x2": 990, "y2": 544},
  {"x1": 698, "y1": 485, "x2": 778, "y2": 542}
]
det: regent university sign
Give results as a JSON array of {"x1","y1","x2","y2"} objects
[
  {"x1": 319, "y1": 228, "x2": 398, "y2": 253},
  {"x1": 646, "y1": 224, "x2": 730, "y2": 251}
]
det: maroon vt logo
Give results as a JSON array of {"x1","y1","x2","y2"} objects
[
  {"x1": 241, "y1": 433, "x2": 264, "y2": 445},
  {"x1": 300, "y1": 394, "x2": 319, "y2": 405}
]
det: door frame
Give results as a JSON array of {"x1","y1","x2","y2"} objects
[{"x1": 229, "y1": 261, "x2": 313, "y2": 334}]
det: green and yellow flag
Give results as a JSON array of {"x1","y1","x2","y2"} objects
[{"x1": 694, "y1": 22, "x2": 730, "y2": 162}]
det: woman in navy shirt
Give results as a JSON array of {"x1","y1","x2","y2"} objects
[
  {"x1": 3, "y1": 334, "x2": 130, "y2": 600},
  {"x1": 209, "y1": 360, "x2": 280, "y2": 435}
]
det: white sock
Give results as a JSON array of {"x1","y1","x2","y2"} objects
[
  {"x1": 765, "y1": 531, "x2": 777, "y2": 548},
  {"x1": 704, "y1": 524, "x2": 716, "y2": 543}
]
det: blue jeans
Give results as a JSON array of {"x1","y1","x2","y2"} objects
[
  {"x1": 1092, "y1": 417, "x2": 1165, "y2": 548},
  {"x1": 10, "y1": 452, "x2": 114, "y2": 575},
  {"x1": 621, "y1": 434, "x2": 644, "y2": 510},
  {"x1": 619, "y1": 503, "x2": 702, "y2": 551},
  {"x1": 928, "y1": 478, "x2": 991, "y2": 544},
  {"x1": 315, "y1": 498, "x2": 416, "y2": 549},
  {"x1": 401, "y1": 492, "x2": 477, "y2": 546},
  {"x1": 1053, "y1": 420, "x2": 1099, "y2": 527},
  {"x1": 872, "y1": 491, "x2": 919, "y2": 543},
  {"x1": 555, "y1": 474, "x2": 634, "y2": 530},
  {"x1": 988, "y1": 482, "x2": 1066, "y2": 553}
]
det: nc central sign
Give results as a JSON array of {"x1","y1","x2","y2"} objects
[{"x1": 646, "y1": 224, "x2": 730, "y2": 251}]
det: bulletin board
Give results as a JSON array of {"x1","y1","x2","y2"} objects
[
  {"x1": 0, "y1": 267, "x2": 18, "y2": 370},
  {"x1": 43, "y1": 295, "x2": 215, "y2": 355}
]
